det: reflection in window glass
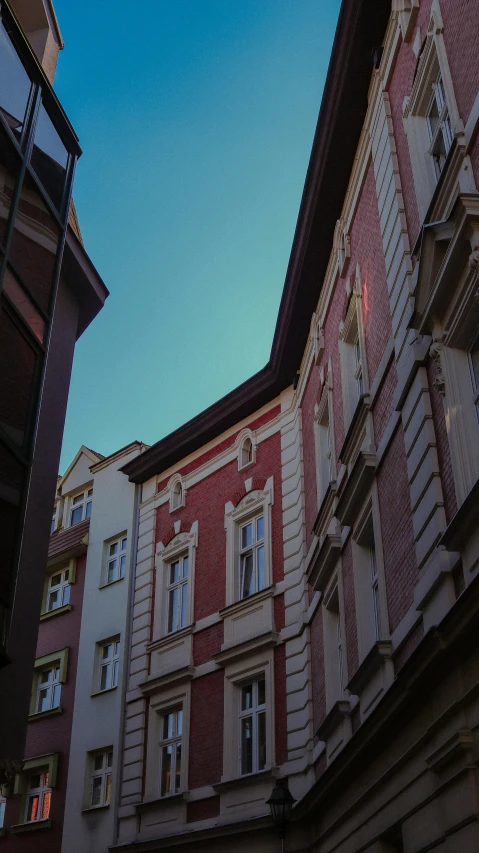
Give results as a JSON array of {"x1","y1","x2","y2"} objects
[
  {"x1": 31, "y1": 103, "x2": 68, "y2": 211},
  {"x1": 2, "y1": 266, "x2": 46, "y2": 343},
  {"x1": 9, "y1": 170, "x2": 60, "y2": 315},
  {"x1": 0, "y1": 21, "x2": 31, "y2": 137},
  {"x1": 0, "y1": 123, "x2": 21, "y2": 247},
  {"x1": 0, "y1": 301, "x2": 38, "y2": 447}
]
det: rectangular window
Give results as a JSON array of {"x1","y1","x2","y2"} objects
[
  {"x1": 89, "y1": 750, "x2": 112, "y2": 808},
  {"x1": 160, "y1": 709, "x2": 182, "y2": 796},
  {"x1": 323, "y1": 583, "x2": 344, "y2": 708},
  {"x1": 70, "y1": 488, "x2": 93, "y2": 526},
  {"x1": 167, "y1": 555, "x2": 188, "y2": 633},
  {"x1": 99, "y1": 639, "x2": 120, "y2": 691},
  {"x1": 36, "y1": 665, "x2": 61, "y2": 713},
  {"x1": 426, "y1": 75, "x2": 454, "y2": 180},
  {"x1": 239, "y1": 678, "x2": 266, "y2": 775},
  {"x1": 25, "y1": 771, "x2": 51, "y2": 823},
  {"x1": 314, "y1": 390, "x2": 335, "y2": 504},
  {"x1": 46, "y1": 567, "x2": 70, "y2": 612},
  {"x1": 106, "y1": 536, "x2": 127, "y2": 584},
  {"x1": 239, "y1": 514, "x2": 264, "y2": 599}
]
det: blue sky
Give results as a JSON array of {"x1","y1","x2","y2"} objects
[{"x1": 53, "y1": 0, "x2": 340, "y2": 471}]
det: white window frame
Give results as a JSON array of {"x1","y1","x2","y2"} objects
[
  {"x1": 238, "y1": 676, "x2": 266, "y2": 776},
  {"x1": 314, "y1": 365, "x2": 337, "y2": 506},
  {"x1": 166, "y1": 554, "x2": 189, "y2": 634},
  {"x1": 70, "y1": 487, "x2": 93, "y2": 526},
  {"x1": 45, "y1": 566, "x2": 71, "y2": 612},
  {"x1": 154, "y1": 522, "x2": 198, "y2": 640},
  {"x1": 35, "y1": 664, "x2": 61, "y2": 714},
  {"x1": 144, "y1": 683, "x2": 191, "y2": 801},
  {"x1": 339, "y1": 269, "x2": 368, "y2": 430},
  {"x1": 105, "y1": 534, "x2": 128, "y2": 585},
  {"x1": 97, "y1": 638, "x2": 120, "y2": 692},
  {"x1": 224, "y1": 477, "x2": 274, "y2": 608},
  {"x1": 402, "y1": 1, "x2": 464, "y2": 221},
  {"x1": 88, "y1": 749, "x2": 113, "y2": 809},
  {"x1": 322, "y1": 574, "x2": 347, "y2": 712},
  {"x1": 25, "y1": 770, "x2": 51, "y2": 823},
  {"x1": 221, "y1": 648, "x2": 274, "y2": 783},
  {"x1": 351, "y1": 491, "x2": 390, "y2": 662},
  {"x1": 236, "y1": 428, "x2": 256, "y2": 470},
  {"x1": 238, "y1": 513, "x2": 265, "y2": 601},
  {"x1": 30, "y1": 649, "x2": 68, "y2": 716},
  {"x1": 159, "y1": 708, "x2": 183, "y2": 797}
]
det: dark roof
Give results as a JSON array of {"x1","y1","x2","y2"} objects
[
  {"x1": 123, "y1": 0, "x2": 391, "y2": 485},
  {"x1": 48, "y1": 518, "x2": 90, "y2": 562}
]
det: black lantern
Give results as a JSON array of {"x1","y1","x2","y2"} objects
[{"x1": 267, "y1": 778, "x2": 295, "y2": 849}]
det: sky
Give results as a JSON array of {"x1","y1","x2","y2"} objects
[{"x1": 53, "y1": 0, "x2": 341, "y2": 472}]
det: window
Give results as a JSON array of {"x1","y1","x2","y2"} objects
[
  {"x1": 369, "y1": 544, "x2": 380, "y2": 642},
  {"x1": 239, "y1": 514, "x2": 264, "y2": 599},
  {"x1": 89, "y1": 750, "x2": 112, "y2": 808},
  {"x1": 25, "y1": 770, "x2": 51, "y2": 823},
  {"x1": 106, "y1": 536, "x2": 127, "y2": 584},
  {"x1": 160, "y1": 709, "x2": 182, "y2": 796},
  {"x1": 70, "y1": 488, "x2": 92, "y2": 526},
  {"x1": 322, "y1": 581, "x2": 344, "y2": 710},
  {"x1": 169, "y1": 476, "x2": 185, "y2": 512},
  {"x1": 239, "y1": 678, "x2": 266, "y2": 776},
  {"x1": 45, "y1": 567, "x2": 70, "y2": 612},
  {"x1": 35, "y1": 665, "x2": 61, "y2": 713},
  {"x1": 426, "y1": 74, "x2": 454, "y2": 180},
  {"x1": 99, "y1": 639, "x2": 120, "y2": 691},
  {"x1": 351, "y1": 498, "x2": 389, "y2": 661},
  {"x1": 239, "y1": 437, "x2": 253, "y2": 469},
  {"x1": 30, "y1": 649, "x2": 68, "y2": 716},
  {"x1": 50, "y1": 506, "x2": 57, "y2": 534},
  {"x1": 0, "y1": 796, "x2": 5, "y2": 829},
  {"x1": 339, "y1": 274, "x2": 368, "y2": 429},
  {"x1": 314, "y1": 373, "x2": 336, "y2": 505},
  {"x1": 468, "y1": 331, "x2": 479, "y2": 421},
  {"x1": 167, "y1": 555, "x2": 188, "y2": 633}
]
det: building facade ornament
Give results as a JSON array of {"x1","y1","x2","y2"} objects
[{"x1": 429, "y1": 338, "x2": 446, "y2": 396}]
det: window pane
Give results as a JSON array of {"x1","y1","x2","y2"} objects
[
  {"x1": 100, "y1": 663, "x2": 111, "y2": 691},
  {"x1": 257, "y1": 545, "x2": 265, "y2": 591},
  {"x1": 170, "y1": 560, "x2": 180, "y2": 584},
  {"x1": 51, "y1": 573, "x2": 61, "y2": 587},
  {"x1": 175, "y1": 742, "x2": 181, "y2": 792},
  {"x1": 37, "y1": 687, "x2": 49, "y2": 712},
  {"x1": 112, "y1": 659, "x2": 119, "y2": 688},
  {"x1": 0, "y1": 21, "x2": 31, "y2": 136},
  {"x1": 2, "y1": 266, "x2": 46, "y2": 343},
  {"x1": 427, "y1": 95, "x2": 440, "y2": 139},
  {"x1": 108, "y1": 558, "x2": 117, "y2": 582},
  {"x1": 256, "y1": 516, "x2": 264, "y2": 542},
  {"x1": 62, "y1": 584, "x2": 70, "y2": 606},
  {"x1": 30, "y1": 774, "x2": 41, "y2": 789},
  {"x1": 180, "y1": 582, "x2": 188, "y2": 628},
  {"x1": 72, "y1": 493, "x2": 83, "y2": 505},
  {"x1": 71, "y1": 505, "x2": 82, "y2": 526},
  {"x1": 258, "y1": 679, "x2": 265, "y2": 706},
  {"x1": 168, "y1": 587, "x2": 179, "y2": 632},
  {"x1": 241, "y1": 717, "x2": 253, "y2": 775},
  {"x1": 182, "y1": 556, "x2": 188, "y2": 578},
  {"x1": 31, "y1": 102, "x2": 68, "y2": 211},
  {"x1": 241, "y1": 684, "x2": 253, "y2": 711},
  {"x1": 41, "y1": 791, "x2": 51, "y2": 819},
  {"x1": 163, "y1": 713, "x2": 174, "y2": 739},
  {"x1": 91, "y1": 776, "x2": 102, "y2": 807},
  {"x1": 119, "y1": 554, "x2": 126, "y2": 577},
  {"x1": 105, "y1": 772, "x2": 112, "y2": 805},
  {"x1": 52, "y1": 684, "x2": 61, "y2": 708},
  {"x1": 240, "y1": 553, "x2": 254, "y2": 599},
  {"x1": 0, "y1": 301, "x2": 38, "y2": 447},
  {"x1": 102, "y1": 644, "x2": 112, "y2": 660},
  {"x1": 0, "y1": 799, "x2": 5, "y2": 828},
  {"x1": 27, "y1": 794, "x2": 39, "y2": 821},
  {"x1": 93, "y1": 754, "x2": 103, "y2": 772},
  {"x1": 121, "y1": 537, "x2": 127, "y2": 551},
  {"x1": 106, "y1": 751, "x2": 113, "y2": 768},
  {"x1": 176, "y1": 709, "x2": 183, "y2": 736},
  {"x1": 109, "y1": 542, "x2": 118, "y2": 556},
  {"x1": 161, "y1": 745, "x2": 172, "y2": 796},
  {"x1": 241, "y1": 523, "x2": 252, "y2": 549},
  {"x1": 85, "y1": 500, "x2": 92, "y2": 519},
  {"x1": 258, "y1": 711, "x2": 266, "y2": 770},
  {"x1": 48, "y1": 590, "x2": 59, "y2": 611}
]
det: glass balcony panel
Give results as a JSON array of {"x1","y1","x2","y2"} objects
[
  {"x1": 0, "y1": 122, "x2": 21, "y2": 247},
  {"x1": 9, "y1": 171, "x2": 60, "y2": 314},
  {"x1": 0, "y1": 21, "x2": 31, "y2": 138},
  {"x1": 0, "y1": 299, "x2": 38, "y2": 447},
  {"x1": 31, "y1": 102, "x2": 68, "y2": 211},
  {"x1": 2, "y1": 266, "x2": 46, "y2": 343}
]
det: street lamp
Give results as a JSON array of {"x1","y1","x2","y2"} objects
[{"x1": 267, "y1": 778, "x2": 296, "y2": 853}]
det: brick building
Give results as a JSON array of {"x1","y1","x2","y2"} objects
[{"x1": 112, "y1": 0, "x2": 479, "y2": 851}]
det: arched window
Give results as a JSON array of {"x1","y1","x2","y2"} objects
[
  {"x1": 171, "y1": 480, "x2": 183, "y2": 511},
  {"x1": 240, "y1": 437, "x2": 253, "y2": 469}
]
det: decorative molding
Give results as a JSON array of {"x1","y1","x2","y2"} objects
[
  {"x1": 429, "y1": 338, "x2": 445, "y2": 395},
  {"x1": 333, "y1": 217, "x2": 351, "y2": 276}
]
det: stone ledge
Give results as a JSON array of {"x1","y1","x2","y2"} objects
[
  {"x1": 347, "y1": 641, "x2": 393, "y2": 696},
  {"x1": 214, "y1": 766, "x2": 279, "y2": 794},
  {"x1": 316, "y1": 700, "x2": 351, "y2": 742},
  {"x1": 335, "y1": 451, "x2": 376, "y2": 527},
  {"x1": 11, "y1": 819, "x2": 52, "y2": 834}
]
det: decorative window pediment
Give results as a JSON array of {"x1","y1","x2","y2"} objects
[{"x1": 392, "y1": 0, "x2": 419, "y2": 43}]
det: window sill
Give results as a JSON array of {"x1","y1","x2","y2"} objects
[
  {"x1": 99, "y1": 577, "x2": 124, "y2": 590},
  {"x1": 347, "y1": 641, "x2": 393, "y2": 695},
  {"x1": 40, "y1": 604, "x2": 72, "y2": 621},
  {"x1": 146, "y1": 624, "x2": 194, "y2": 653},
  {"x1": 82, "y1": 803, "x2": 110, "y2": 814},
  {"x1": 214, "y1": 766, "x2": 279, "y2": 793},
  {"x1": 28, "y1": 706, "x2": 63, "y2": 721},
  {"x1": 238, "y1": 460, "x2": 255, "y2": 472},
  {"x1": 316, "y1": 699, "x2": 351, "y2": 742},
  {"x1": 11, "y1": 819, "x2": 52, "y2": 834},
  {"x1": 91, "y1": 686, "x2": 117, "y2": 698},
  {"x1": 136, "y1": 792, "x2": 186, "y2": 811},
  {"x1": 219, "y1": 585, "x2": 275, "y2": 619}
]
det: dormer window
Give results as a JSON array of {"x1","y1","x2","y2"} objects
[{"x1": 70, "y1": 488, "x2": 93, "y2": 526}]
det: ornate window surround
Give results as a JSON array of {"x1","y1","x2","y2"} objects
[
  {"x1": 236, "y1": 428, "x2": 256, "y2": 471},
  {"x1": 143, "y1": 680, "x2": 191, "y2": 803},
  {"x1": 168, "y1": 473, "x2": 185, "y2": 513},
  {"x1": 339, "y1": 266, "x2": 369, "y2": 431},
  {"x1": 314, "y1": 361, "x2": 337, "y2": 508},
  {"x1": 154, "y1": 522, "x2": 198, "y2": 642},
  {"x1": 224, "y1": 477, "x2": 274, "y2": 608}
]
